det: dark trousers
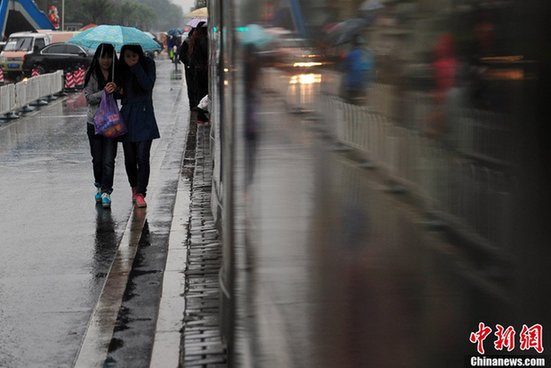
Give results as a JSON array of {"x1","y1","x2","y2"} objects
[
  {"x1": 184, "y1": 65, "x2": 195, "y2": 109},
  {"x1": 122, "y1": 140, "x2": 152, "y2": 196},
  {"x1": 195, "y1": 67, "x2": 208, "y2": 106},
  {"x1": 87, "y1": 123, "x2": 118, "y2": 193}
]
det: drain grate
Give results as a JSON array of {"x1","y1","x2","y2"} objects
[{"x1": 180, "y1": 124, "x2": 227, "y2": 367}]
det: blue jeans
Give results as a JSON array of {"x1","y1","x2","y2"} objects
[
  {"x1": 87, "y1": 123, "x2": 118, "y2": 193},
  {"x1": 122, "y1": 140, "x2": 152, "y2": 196}
]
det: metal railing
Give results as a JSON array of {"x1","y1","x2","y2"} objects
[
  {"x1": 1, "y1": 71, "x2": 64, "y2": 117},
  {"x1": 261, "y1": 66, "x2": 513, "y2": 250},
  {"x1": 314, "y1": 91, "x2": 513, "y2": 250}
]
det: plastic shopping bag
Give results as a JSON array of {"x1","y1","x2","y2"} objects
[
  {"x1": 94, "y1": 91, "x2": 127, "y2": 138},
  {"x1": 197, "y1": 95, "x2": 209, "y2": 111}
]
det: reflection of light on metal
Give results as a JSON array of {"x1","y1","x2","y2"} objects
[
  {"x1": 483, "y1": 69, "x2": 524, "y2": 80},
  {"x1": 22, "y1": 77, "x2": 28, "y2": 82},
  {"x1": 289, "y1": 74, "x2": 322, "y2": 85},
  {"x1": 481, "y1": 55, "x2": 524, "y2": 63},
  {"x1": 293, "y1": 61, "x2": 323, "y2": 68}
]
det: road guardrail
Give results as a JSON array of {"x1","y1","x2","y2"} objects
[{"x1": 1, "y1": 70, "x2": 64, "y2": 118}]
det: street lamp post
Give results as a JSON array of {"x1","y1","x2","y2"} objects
[{"x1": 61, "y1": 0, "x2": 64, "y2": 30}]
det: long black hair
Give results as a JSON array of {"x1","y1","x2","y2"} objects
[
  {"x1": 118, "y1": 44, "x2": 148, "y2": 71},
  {"x1": 84, "y1": 43, "x2": 118, "y2": 88},
  {"x1": 118, "y1": 44, "x2": 151, "y2": 91}
]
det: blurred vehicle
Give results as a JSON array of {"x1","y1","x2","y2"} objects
[
  {"x1": 273, "y1": 34, "x2": 324, "y2": 70},
  {"x1": 0, "y1": 32, "x2": 50, "y2": 80},
  {"x1": 22, "y1": 42, "x2": 92, "y2": 76}
]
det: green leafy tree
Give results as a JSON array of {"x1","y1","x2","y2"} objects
[
  {"x1": 115, "y1": 1, "x2": 156, "y2": 29},
  {"x1": 139, "y1": 0, "x2": 184, "y2": 31},
  {"x1": 195, "y1": 0, "x2": 207, "y2": 8},
  {"x1": 65, "y1": 0, "x2": 182, "y2": 31},
  {"x1": 82, "y1": 0, "x2": 114, "y2": 24}
]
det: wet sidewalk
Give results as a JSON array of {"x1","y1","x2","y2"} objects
[{"x1": 149, "y1": 120, "x2": 227, "y2": 368}]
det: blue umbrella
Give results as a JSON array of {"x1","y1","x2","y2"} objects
[
  {"x1": 239, "y1": 24, "x2": 274, "y2": 48},
  {"x1": 167, "y1": 28, "x2": 184, "y2": 36},
  {"x1": 67, "y1": 25, "x2": 162, "y2": 52}
]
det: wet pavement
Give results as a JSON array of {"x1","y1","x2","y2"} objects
[
  {"x1": 236, "y1": 77, "x2": 550, "y2": 367},
  {"x1": 0, "y1": 60, "x2": 189, "y2": 368}
]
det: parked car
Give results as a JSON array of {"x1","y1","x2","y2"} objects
[
  {"x1": 0, "y1": 32, "x2": 51, "y2": 80},
  {"x1": 22, "y1": 42, "x2": 92, "y2": 77}
]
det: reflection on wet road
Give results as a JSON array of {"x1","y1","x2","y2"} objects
[
  {"x1": 0, "y1": 94, "x2": 130, "y2": 368},
  {"x1": 242, "y1": 76, "x2": 548, "y2": 367}
]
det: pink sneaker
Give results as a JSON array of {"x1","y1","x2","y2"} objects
[{"x1": 135, "y1": 193, "x2": 147, "y2": 208}]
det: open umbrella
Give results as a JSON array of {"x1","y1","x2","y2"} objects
[
  {"x1": 167, "y1": 28, "x2": 183, "y2": 37},
  {"x1": 67, "y1": 25, "x2": 162, "y2": 52},
  {"x1": 359, "y1": 0, "x2": 385, "y2": 22},
  {"x1": 184, "y1": 7, "x2": 208, "y2": 18},
  {"x1": 186, "y1": 17, "x2": 208, "y2": 28},
  {"x1": 79, "y1": 23, "x2": 97, "y2": 31},
  {"x1": 332, "y1": 18, "x2": 370, "y2": 45},
  {"x1": 239, "y1": 24, "x2": 274, "y2": 48}
]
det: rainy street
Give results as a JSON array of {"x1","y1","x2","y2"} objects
[{"x1": 0, "y1": 60, "x2": 188, "y2": 368}]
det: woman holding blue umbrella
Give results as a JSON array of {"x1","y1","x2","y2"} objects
[
  {"x1": 117, "y1": 44, "x2": 160, "y2": 208},
  {"x1": 83, "y1": 43, "x2": 119, "y2": 208}
]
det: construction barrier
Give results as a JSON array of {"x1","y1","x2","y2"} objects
[
  {"x1": 1, "y1": 70, "x2": 64, "y2": 118},
  {"x1": 0, "y1": 83, "x2": 17, "y2": 116}
]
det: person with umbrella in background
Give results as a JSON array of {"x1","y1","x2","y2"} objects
[
  {"x1": 117, "y1": 44, "x2": 160, "y2": 208},
  {"x1": 342, "y1": 35, "x2": 374, "y2": 104},
  {"x1": 179, "y1": 27, "x2": 196, "y2": 109},
  {"x1": 188, "y1": 22, "x2": 209, "y2": 121},
  {"x1": 83, "y1": 43, "x2": 119, "y2": 208}
]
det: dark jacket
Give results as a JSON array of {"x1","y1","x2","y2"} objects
[
  {"x1": 119, "y1": 57, "x2": 160, "y2": 142},
  {"x1": 179, "y1": 39, "x2": 190, "y2": 66},
  {"x1": 189, "y1": 35, "x2": 208, "y2": 69}
]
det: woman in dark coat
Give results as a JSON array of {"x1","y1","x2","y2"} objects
[
  {"x1": 179, "y1": 28, "x2": 195, "y2": 109},
  {"x1": 188, "y1": 24, "x2": 208, "y2": 111},
  {"x1": 117, "y1": 44, "x2": 160, "y2": 208}
]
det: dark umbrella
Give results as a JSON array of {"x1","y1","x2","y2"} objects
[
  {"x1": 334, "y1": 17, "x2": 370, "y2": 45},
  {"x1": 167, "y1": 28, "x2": 183, "y2": 37},
  {"x1": 359, "y1": 0, "x2": 385, "y2": 23}
]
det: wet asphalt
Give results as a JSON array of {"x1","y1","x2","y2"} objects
[{"x1": 0, "y1": 60, "x2": 188, "y2": 368}]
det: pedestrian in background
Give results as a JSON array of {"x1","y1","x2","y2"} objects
[
  {"x1": 179, "y1": 28, "x2": 195, "y2": 109},
  {"x1": 342, "y1": 35, "x2": 374, "y2": 104},
  {"x1": 83, "y1": 43, "x2": 119, "y2": 208},
  {"x1": 188, "y1": 23, "x2": 208, "y2": 112},
  {"x1": 117, "y1": 44, "x2": 160, "y2": 208}
]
